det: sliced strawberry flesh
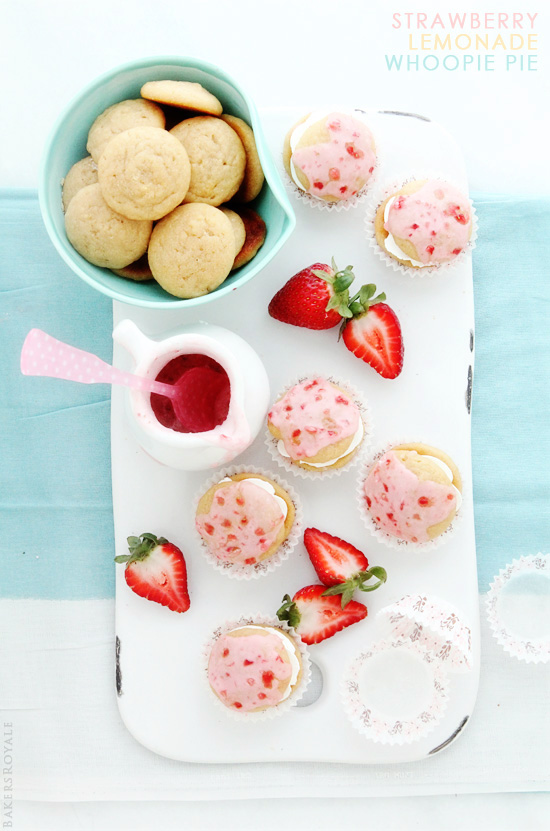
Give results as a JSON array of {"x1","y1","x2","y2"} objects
[
  {"x1": 304, "y1": 527, "x2": 369, "y2": 586},
  {"x1": 124, "y1": 543, "x2": 190, "y2": 613},
  {"x1": 342, "y1": 303, "x2": 403, "y2": 380}
]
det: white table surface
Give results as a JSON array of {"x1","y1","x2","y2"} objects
[{"x1": 3, "y1": 0, "x2": 548, "y2": 827}]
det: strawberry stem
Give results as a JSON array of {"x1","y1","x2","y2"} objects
[
  {"x1": 276, "y1": 594, "x2": 301, "y2": 629},
  {"x1": 114, "y1": 532, "x2": 167, "y2": 565},
  {"x1": 321, "y1": 566, "x2": 387, "y2": 608},
  {"x1": 337, "y1": 283, "x2": 387, "y2": 340}
]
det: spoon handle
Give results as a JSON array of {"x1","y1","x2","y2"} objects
[{"x1": 21, "y1": 329, "x2": 175, "y2": 398}]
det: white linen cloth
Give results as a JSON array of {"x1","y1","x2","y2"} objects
[{"x1": 1, "y1": 596, "x2": 548, "y2": 801}]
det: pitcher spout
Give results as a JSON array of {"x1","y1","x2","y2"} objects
[{"x1": 113, "y1": 319, "x2": 155, "y2": 366}]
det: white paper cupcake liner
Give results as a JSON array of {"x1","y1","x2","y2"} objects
[
  {"x1": 265, "y1": 375, "x2": 373, "y2": 480},
  {"x1": 203, "y1": 613, "x2": 312, "y2": 722},
  {"x1": 341, "y1": 639, "x2": 449, "y2": 745},
  {"x1": 364, "y1": 171, "x2": 478, "y2": 277},
  {"x1": 193, "y1": 466, "x2": 303, "y2": 580},
  {"x1": 377, "y1": 594, "x2": 472, "y2": 672},
  {"x1": 281, "y1": 108, "x2": 382, "y2": 213},
  {"x1": 486, "y1": 554, "x2": 550, "y2": 664},
  {"x1": 356, "y1": 439, "x2": 465, "y2": 552}
]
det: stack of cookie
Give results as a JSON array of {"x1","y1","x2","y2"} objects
[{"x1": 62, "y1": 81, "x2": 266, "y2": 298}]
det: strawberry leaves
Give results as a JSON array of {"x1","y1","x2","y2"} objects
[{"x1": 321, "y1": 565, "x2": 388, "y2": 609}]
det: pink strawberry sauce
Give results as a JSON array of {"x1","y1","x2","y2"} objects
[
  {"x1": 196, "y1": 479, "x2": 285, "y2": 564},
  {"x1": 150, "y1": 354, "x2": 230, "y2": 433},
  {"x1": 292, "y1": 112, "x2": 376, "y2": 201},
  {"x1": 363, "y1": 451, "x2": 457, "y2": 543},
  {"x1": 269, "y1": 378, "x2": 360, "y2": 461},
  {"x1": 208, "y1": 630, "x2": 293, "y2": 711},
  {"x1": 384, "y1": 180, "x2": 472, "y2": 265}
]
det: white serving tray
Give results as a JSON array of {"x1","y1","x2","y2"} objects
[{"x1": 111, "y1": 109, "x2": 479, "y2": 764}]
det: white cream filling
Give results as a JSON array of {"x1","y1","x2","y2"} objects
[
  {"x1": 231, "y1": 625, "x2": 301, "y2": 701},
  {"x1": 421, "y1": 455, "x2": 462, "y2": 511},
  {"x1": 289, "y1": 109, "x2": 374, "y2": 192},
  {"x1": 277, "y1": 418, "x2": 364, "y2": 469},
  {"x1": 219, "y1": 477, "x2": 288, "y2": 519},
  {"x1": 383, "y1": 196, "x2": 429, "y2": 268}
]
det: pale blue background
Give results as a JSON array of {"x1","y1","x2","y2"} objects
[{"x1": 1, "y1": 191, "x2": 548, "y2": 597}]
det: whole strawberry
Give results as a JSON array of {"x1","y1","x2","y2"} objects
[
  {"x1": 340, "y1": 284, "x2": 404, "y2": 379},
  {"x1": 114, "y1": 533, "x2": 190, "y2": 613},
  {"x1": 268, "y1": 259, "x2": 355, "y2": 330}
]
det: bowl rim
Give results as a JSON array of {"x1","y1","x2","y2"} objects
[{"x1": 38, "y1": 55, "x2": 296, "y2": 309}]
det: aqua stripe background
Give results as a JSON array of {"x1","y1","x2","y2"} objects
[{"x1": 1, "y1": 191, "x2": 548, "y2": 598}]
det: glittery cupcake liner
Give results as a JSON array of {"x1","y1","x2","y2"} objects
[
  {"x1": 193, "y1": 466, "x2": 303, "y2": 580},
  {"x1": 341, "y1": 639, "x2": 449, "y2": 745},
  {"x1": 486, "y1": 554, "x2": 550, "y2": 664},
  {"x1": 377, "y1": 594, "x2": 473, "y2": 672},
  {"x1": 202, "y1": 613, "x2": 312, "y2": 722},
  {"x1": 265, "y1": 376, "x2": 373, "y2": 481},
  {"x1": 280, "y1": 108, "x2": 382, "y2": 213},
  {"x1": 364, "y1": 171, "x2": 478, "y2": 277},
  {"x1": 356, "y1": 439, "x2": 465, "y2": 552}
]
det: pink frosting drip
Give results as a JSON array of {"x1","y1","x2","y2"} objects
[
  {"x1": 292, "y1": 112, "x2": 376, "y2": 200},
  {"x1": 269, "y1": 378, "x2": 360, "y2": 461},
  {"x1": 196, "y1": 480, "x2": 285, "y2": 564},
  {"x1": 384, "y1": 180, "x2": 472, "y2": 264},
  {"x1": 363, "y1": 451, "x2": 457, "y2": 543},
  {"x1": 208, "y1": 631, "x2": 293, "y2": 711}
]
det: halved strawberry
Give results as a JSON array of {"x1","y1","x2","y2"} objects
[
  {"x1": 114, "y1": 533, "x2": 190, "y2": 613},
  {"x1": 303, "y1": 528, "x2": 387, "y2": 608},
  {"x1": 276, "y1": 585, "x2": 367, "y2": 645},
  {"x1": 268, "y1": 259, "x2": 355, "y2": 330},
  {"x1": 341, "y1": 285, "x2": 404, "y2": 379}
]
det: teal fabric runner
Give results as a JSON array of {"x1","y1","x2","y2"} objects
[{"x1": 1, "y1": 191, "x2": 548, "y2": 598}]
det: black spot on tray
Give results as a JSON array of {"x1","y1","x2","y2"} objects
[
  {"x1": 116, "y1": 636, "x2": 123, "y2": 697},
  {"x1": 429, "y1": 716, "x2": 469, "y2": 754},
  {"x1": 469, "y1": 329, "x2": 474, "y2": 352},
  {"x1": 465, "y1": 366, "x2": 473, "y2": 414}
]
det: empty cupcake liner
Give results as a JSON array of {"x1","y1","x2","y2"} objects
[
  {"x1": 203, "y1": 613, "x2": 312, "y2": 722},
  {"x1": 377, "y1": 594, "x2": 472, "y2": 672},
  {"x1": 356, "y1": 439, "x2": 465, "y2": 552},
  {"x1": 281, "y1": 108, "x2": 382, "y2": 213},
  {"x1": 193, "y1": 466, "x2": 303, "y2": 580},
  {"x1": 364, "y1": 171, "x2": 478, "y2": 278},
  {"x1": 265, "y1": 375, "x2": 373, "y2": 481},
  {"x1": 486, "y1": 554, "x2": 550, "y2": 664},
  {"x1": 341, "y1": 639, "x2": 449, "y2": 744}
]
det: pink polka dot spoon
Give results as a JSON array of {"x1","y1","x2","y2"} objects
[{"x1": 21, "y1": 327, "x2": 184, "y2": 412}]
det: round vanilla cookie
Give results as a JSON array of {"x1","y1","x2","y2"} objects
[
  {"x1": 148, "y1": 203, "x2": 234, "y2": 298},
  {"x1": 231, "y1": 208, "x2": 266, "y2": 270},
  {"x1": 61, "y1": 156, "x2": 98, "y2": 212},
  {"x1": 112, "y1": 253, "x2": 153, "y2": 281},
  {"x1": 86, "y1": 98, "x2": 165, "y2": 163},
  {"x1": 170, "y1": 116, "x2": 246, "y2": 206},
  {"x1": 97, "y1": 126, "x2": 191, "y2": 221},
  {"x1": 221, "y1": 114, "x2": 264, "y2": 202},
  {"x1": 64, "y1": 183, "x2": 152, "y2": 269},
  {"x1": 196, "y1": 473, "x2": 296, "y2": 562},
  {"x1": 141, "y1": 80, "x2": 222, "y2": 115},
  {"x1": 392, "y1": 443, "x2": 462, "y2": 538},
  {"x1": 220, "y1": 209, "x2": 246, "y2": 258}
]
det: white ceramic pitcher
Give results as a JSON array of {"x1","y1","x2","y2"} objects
[{"x1": 113, "y1": 319, "x2": 270, "y2": 471}]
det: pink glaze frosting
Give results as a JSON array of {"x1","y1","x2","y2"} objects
[
  {"x1": 384, "y1": 180, "x2": 472, "y2": 265},
  {"x1": 363, "y1": 451, "x2": 458, "y2": 543},
  {"x1": 208, "y1": 630, "x2": 293, "y2": 711},
  {"x1": 196, "y1": 479, "x2": 285, "y2": 564},
  {"x1": 269, "y1": 378, "x2": 360, "y2": 461},
  {"x1": 292, "y1": 112, "x2": 376, "y2": 201}
]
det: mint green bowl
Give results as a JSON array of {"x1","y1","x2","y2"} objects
[{"x1": 39, "y1": 56, "x2": 295, "y2": 309}]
